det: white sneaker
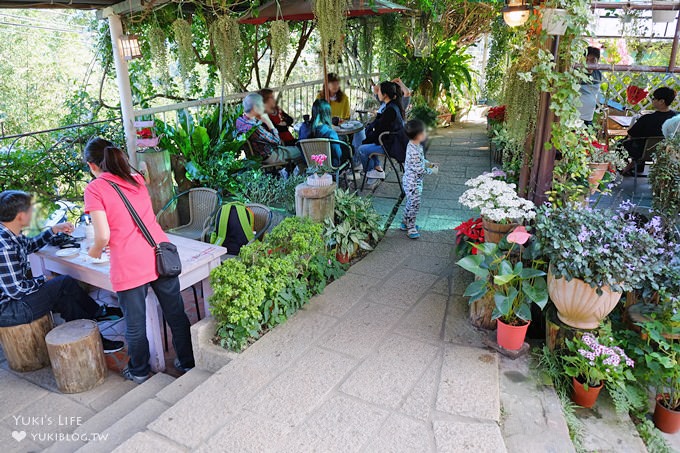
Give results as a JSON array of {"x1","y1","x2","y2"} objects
[{"x1": 366, "y1": 169, "x2": 386, "y2": 180}]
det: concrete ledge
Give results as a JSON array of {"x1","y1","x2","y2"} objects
[{"x1": 190, "y1": 317, "x2": 238, "y2": 373}]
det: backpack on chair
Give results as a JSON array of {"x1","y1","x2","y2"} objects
[{"x1": 209, "y1": 203, "x2": 255, "y2": 255}]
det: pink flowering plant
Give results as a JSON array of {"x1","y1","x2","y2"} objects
[
  {"x1": 309, "y1": 153, "x2": 329, "y2": 176},
  {"x1": 563, "y1": 332, "x2": 635, "y2": 389},
  {"x1": 457, "y1": 226, "x2": 548, "y2": 325}
]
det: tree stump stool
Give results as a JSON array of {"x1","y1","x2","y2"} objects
[
  {"x1": 469, "y1": 291, "x2": 497, "y2": 330},
  {"x1": 45, "y1": 319, "x2": 106, "y2": 394},
  {"x1": 295, "y1": 182, "x2": 336, "y2": 223},
  {"x1": 0, "y1": 314, "x2": 53, "y2": 372},
  {"x1": 545, "y1": 305, "x2": 597, "y2": 352}
]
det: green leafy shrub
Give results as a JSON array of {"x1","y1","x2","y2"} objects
[
  {"x1": 408, "y1": 104, "x2": 438, "y2": 128},
  {"x1": 236, "y1": 169, "x2": 305, "y2": 214},
  {"x1": 333, "y1": 189, "x2": 382, "y2": 243},
  {"x1": 650, "y1": 137, "x2": 680, "y2": 220},
  {"x1": 209, "y1": 216, "x2": 345, "y2": 351}
]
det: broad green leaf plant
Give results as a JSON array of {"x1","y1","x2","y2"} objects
[{"x1": 457, "y1": 233, "x2": 548, "y2": 325}]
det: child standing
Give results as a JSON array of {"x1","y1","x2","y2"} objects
[{"x1": 401, "y1": 120, "x2": 431, "y2": 239}]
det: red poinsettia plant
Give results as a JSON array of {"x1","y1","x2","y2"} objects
[
  {"x1": 136, "y1": 128, "x2": 153, "y2": 139},
  {"x1": 626, "y1": 85, "x2": 648, "y2": 105},
  {"x1": 487, "y1": 105, "x2": 506, "y2": 122},
  {"x1": 454, "y1": 217, "x2": 485, "y2": 257}
]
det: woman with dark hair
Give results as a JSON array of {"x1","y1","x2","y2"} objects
[
  {"x1": 83, "y1": 138, "x2": 194, "y2": 384},
  {"x1": 318, "y1": 73, "x2": 351, "y2": 120},
  {"x1": 299, "y1": 99, "x2": 343, "y2": 166},
  {"x1": 357, "y1": 81, "x2": 406, "y2": 180},
  {"x1": 259, "y1": 88, "x2": 296, "y2": 145}
]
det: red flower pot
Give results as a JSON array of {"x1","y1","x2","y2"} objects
[
  {"x1": 571, "y1": 377, "x2": 603, "y2": 408},
  {"x1": 336, "y1": 251, "x2": 351, "y2": 264},
  {"x1": 496, "y1": 319, "x2": 529, "y2": 351},
  {"x1": 653, "y1": 395, "x2": 680, "y2": 434}
]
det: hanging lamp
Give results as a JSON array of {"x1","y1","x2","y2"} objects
[
  {"x1": 120, "y1": 34, "x2": 142, "y2": 61},
  {"x1": 502, "y1": 0, "x2": 532, "y2": 27}
]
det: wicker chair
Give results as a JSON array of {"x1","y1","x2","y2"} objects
[
  {"x1": 200, "y1": 203, "x2": 273, "y2": 257},
  {"x1": 156, "y1": 188, "x2": 221, "y2": 241},
  {"x1": 298, "y1": 138, "x2": 356, "y2": 189}
]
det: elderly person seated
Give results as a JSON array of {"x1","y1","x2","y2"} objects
[
  {"x1": 236, "y1": 93, "x2": 302, "y2": 167},
  {"x1": 621, "y1": 87, "x2": 678, "y2": 175}
]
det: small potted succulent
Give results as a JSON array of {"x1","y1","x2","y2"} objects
[
  {"x1": 640, "y1": 317, "x2": 680, "y2": 433},
  {"x1": 563, "y1": 332, "x2": 635, "y2": 408},
  {"x1": 457, "y1": 226, "x2": 548, "y2": 350},
  {"x1": 535, "y1": 202, "x2": 663, "y2": 329},
  {"x1": 306, "y1": 154, "x2": 333, "y2": 187},
  {"x1": 459, "y1": 171, "x2": 536, "y2": 243}
]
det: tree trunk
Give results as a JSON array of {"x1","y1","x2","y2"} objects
[
  {"x1": 45, "y1": 320, "x2": 106, "y2": 394},
  {"x1": 469, "y1": 291, "x2": 497, "y2": 330},
  {"x1": 0, "y1": 314, "x2": 53, "y2": 372}
]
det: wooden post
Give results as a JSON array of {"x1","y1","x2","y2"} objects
[
  {"x1": 469, "y1": 292, "x2": 497, "y2": 330},
  {"x1": 138, "y1": 149, "x2": 175, "y2": 216},
  {"x1": 0, "y1": 314, "x2": 53, "y2": 372},
  {"x1": 45, "y1": 320, "x2": 106, "y2": 394}
]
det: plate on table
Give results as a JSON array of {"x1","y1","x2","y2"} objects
[
  {"x1": 89, "y1": 256, "x2": 110, "y2": 265},
  {"x1": 340, "y1": 121, "x2": 362, "y2": 129},
  {"x1": 55, "y1": 248, "x2": 79, "y2": 258}
]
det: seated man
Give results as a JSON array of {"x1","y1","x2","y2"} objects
[
  {"x1": 0, "y1": 191, "x2": 123, "y2": 352},
  {"x1": 621, "y1": 87, "x2": 678, "y2": 175},
  {"x1": 236, "y1": 93, "x2": 302, "y2": 167}
]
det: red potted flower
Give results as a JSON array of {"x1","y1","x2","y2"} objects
[{"x1": 454, "y1": 217, "x2": 485, "y2": 257}]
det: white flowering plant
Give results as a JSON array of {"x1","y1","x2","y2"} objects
[
  {"x1": 563, "y1": 332, "x2": 635, "y2": 389},
  {"x1": 459, "y1": 171, "x2": 536, "y2": 224}
]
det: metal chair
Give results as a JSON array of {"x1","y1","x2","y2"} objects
[
  {"x1": 298, "y1": 138, "x2": 357, "y2": 189},
  {"x1": 156, "y1": 188, "x2": 221, "y2": 241},
  {"x1": 360, "y1": 131, "x2": 405, "y2": 195},
  {"x1": 633, "y1": 136, "x2": 664, "y2": 190}
]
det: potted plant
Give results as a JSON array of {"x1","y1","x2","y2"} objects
[
  {"x1": 535, "y1": 203, "x2": 663, "y2": 329},
  {"x1": 641, "y1": 318, "x2": 680, "y2": 433},
  {"x1": 454, "y1": 217, "x2": 485, "y2": 258},
  {"x1": 459, "y1": 171, "x2": 536, "y2": 243},
  {"x1": 306, "y1": 154, "x2": 334, "y2": 187},
  {"x1": 323, "y1": 219, "x2": 372, "y2": 264},
  {"x1": 457, "y1": 226, "x2": 548, "y2": 350},
  {"x1": 584, "y1": 135, "x2": 626, "y2": 192},
  {"x1": 563, "y1": 333, "x2": 635, "y2": 408}
]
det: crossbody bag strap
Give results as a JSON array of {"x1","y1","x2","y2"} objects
[{"x1": 105, "y1": 180, "x2": 157, "y2": 249}]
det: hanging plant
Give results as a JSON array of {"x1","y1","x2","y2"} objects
[
  {"x1": 270, "y1": 20, "x2": 289, "y2": 69},
  {"x1": 313, "y1": 0, "x2": 349, "y2": 63},
  {"x1": 210, "y1": 15, "x2": 242, "y2": 81},
  {"x1": 148, "y1": 24, "x2": 169, "y2": 86},
  {"x1": 172, "y1": 18, "x2": 195, "y2": 81}
]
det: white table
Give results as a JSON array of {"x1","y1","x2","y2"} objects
[{"x1": 30, "y1": 234, "x2": 227, "y2": 372}]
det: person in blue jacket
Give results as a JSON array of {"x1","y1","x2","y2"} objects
[{"x1": 299, "y1": 99, "x2": 343, "y2": 167}]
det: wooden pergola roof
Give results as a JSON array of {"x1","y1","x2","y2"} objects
[{"x1": 0, "y1": 0, "x2": 119, "y2": 9}]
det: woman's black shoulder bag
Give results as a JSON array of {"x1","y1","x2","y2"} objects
[{"x1": 106, "y1": 180, "x2": 182, "y2": 278}]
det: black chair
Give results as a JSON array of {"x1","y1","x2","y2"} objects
[
  {"x1": 360, "y1": 131, "x2": 405, "y2": 195},
  {"x1": 633, "y1": 136, "x2": 664, "y2": 190}
]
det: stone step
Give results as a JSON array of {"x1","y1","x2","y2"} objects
[
  {"x1": 67, "y1": 368, "x2": 213, "y2": 453},
  {"x1": 499, "y1": 355, "x2": 575, "y2": 453}
]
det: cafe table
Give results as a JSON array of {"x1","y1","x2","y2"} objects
[
  {"x1": 30, "y1": 234, "x2": 227, "y2": 372},
  {"x1": 333, "y1": 120, "x2": 365, "y2": 136}
]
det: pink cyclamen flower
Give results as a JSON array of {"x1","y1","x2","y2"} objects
[
  {"x1": 311, "y1": 154, "x2": 327, "y2": 166},
  {"x1": 507, "y1": 226, "x2": 532, "y2": 245}
]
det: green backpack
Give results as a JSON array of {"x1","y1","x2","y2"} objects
[{"x1": 209, "y1": 203, "x2": 255, "y2": 255}]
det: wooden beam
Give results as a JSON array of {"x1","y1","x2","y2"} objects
[
  {"x1": 591, "y1": 2, "x2": 680, "y2": 10},
  {"x1": 587, "y1": 63, "x2": 680, "y2": 73},
  {"x1": 670, "y1": 11, "x2": 680, "y2": 71},
  {"x1": 97, "y1": 0, "x2": 171, "y2": 19}
]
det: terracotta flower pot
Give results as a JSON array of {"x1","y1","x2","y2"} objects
[
  {"x1": 587, "y1": 162, "x2": 610, "y2": 192},
  {"x1": 496, "y1": 319, "x2": 529, "y2": 351},
  {"x1": 482, "y1": 217, "x2": 518, "y2": 244},
  {"x1": 547, "y1": 267, "x2": 622, "y2": 329},
  {"x1": 654, "y1": 395, "x2": 680, "y2": 434},
  {"x1": 336, "y1": 251, "x2": 351, "y2": 264},
  {"x1": 571, "y1": 377, "x2": 603, "y2": 408}
]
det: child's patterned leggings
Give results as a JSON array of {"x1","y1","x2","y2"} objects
[{"x1": 402, "y1": 179, "x2": 423, "y2": 229}]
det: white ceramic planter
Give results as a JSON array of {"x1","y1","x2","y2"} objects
[
  {"x1": 306, "y1": 173, "x2": 333, "y2": 187},
  {"x1": 542, "y1": 8, "x2": 569, "y2": 36},
  {"x1": 547, "y1": 267, "x2": 622, "y2": 329}
]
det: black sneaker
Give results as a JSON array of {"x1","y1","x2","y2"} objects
[
  {"x1": 100, "y1": 335, "x2": 124, "y2": 353},
  {"x1": 122, "y1": 366, "x2": 150, "y2": 385},
  {"x1": 95, "y1": 305, "x2": 124, "y2": 322},
  {"x1": 174, "y1": 358, "x2": 194, "y2": 374}
]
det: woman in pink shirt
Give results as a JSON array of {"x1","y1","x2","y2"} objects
[{"x1": 83, "y1": 138, "x2": 194, "y2": 384}]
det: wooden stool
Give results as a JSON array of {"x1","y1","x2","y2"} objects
[
  {"x1": 0, "y1": 314, "x2": 53, "y2": 372},
  {"x1": 45, "y1": 319, "x2": 106, "y2": 394}
]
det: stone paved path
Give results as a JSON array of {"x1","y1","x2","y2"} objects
[{"x1": 139, "y1": 123, "x2": 514, "y2": 452}]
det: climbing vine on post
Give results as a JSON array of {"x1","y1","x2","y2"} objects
[{"x1": 534, "y1": 0, "x2": 592, "y2": 206}]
